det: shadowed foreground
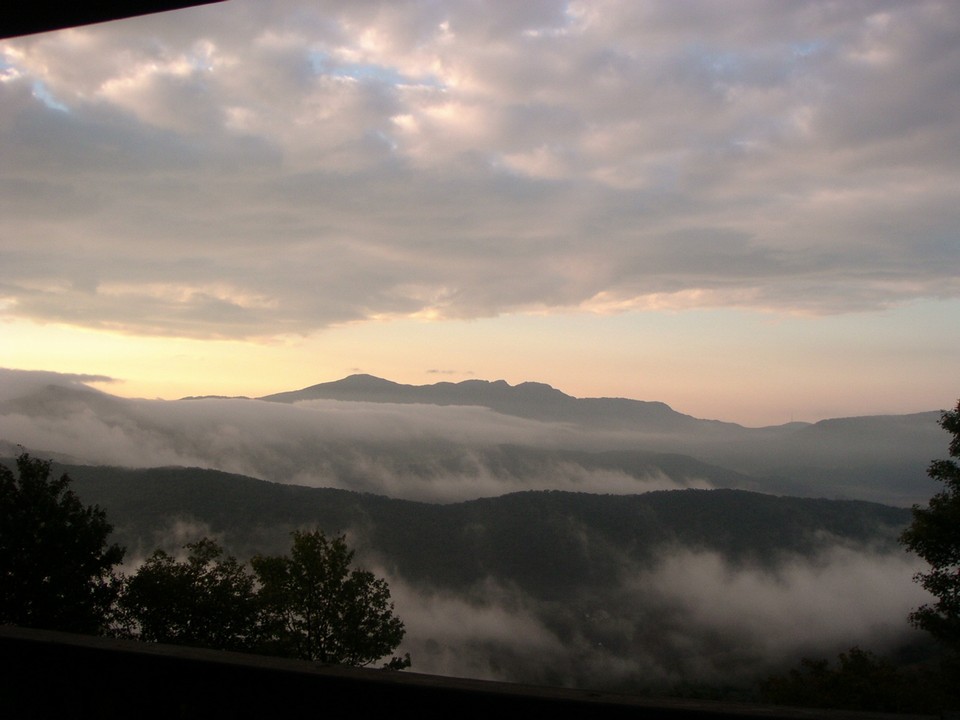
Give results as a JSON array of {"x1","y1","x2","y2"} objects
[{"x1": 0, "y1": 626, "x2": 935, "y2": 719}]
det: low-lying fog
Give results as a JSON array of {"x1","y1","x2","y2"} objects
[
  {"x1": 1, "y1": 369, "x2": 941, "y2": 692},
  {"x1": 0, "y1": 369, "x2": 943, "y2": 504},
  {"x1": 0, "y1": 370, "x2": 724, "y2": 501},
  {"x1": 132, "y1": 514, "x2": 932, "y2": 693},
  {"x1": 389, "y1": 546, "x2": 929, "y2": 690}
]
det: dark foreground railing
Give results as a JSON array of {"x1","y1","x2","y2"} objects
[
  {"x1": 0, "y1": 1, "x2": 229, "y2": 39},
  {"x1": 0, "y1": 626, "x2": 936, "y2": 719}
]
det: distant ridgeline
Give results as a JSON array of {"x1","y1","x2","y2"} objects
[
  {"x1": 58, "y1": 463, "x2": 910, "y2": 601},
  {"x1": 1, "y1": 372, "x2": 945, "y2": 506},
  {"x1": 263, "y1": 374, "x2": 944, "y2": 507},
  {"x1": 259, "y1": 373, "x2": 709, "y2": 431}
]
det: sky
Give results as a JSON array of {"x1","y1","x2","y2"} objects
[{"x1": 1, "y1": 0, "x2": 958, "y2": 426}]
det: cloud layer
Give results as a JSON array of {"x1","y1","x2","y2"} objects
[
  {"x1": 124, "y1": 498, "x2": 927, "y2": 692},
  {"x1": 389, "y1": 546, "x2": 929, "y2": 690},
  {"x1": 0, "y1": 369, "x2": 712, "y2": 501},
  {"x1": 0, "y1": 367, "x2": 934, "y2": 691},
  {"x1": 2, "y1": 1, "x2": 959, "y2": 339},
  {"x1": 0, "y1": 368, "x2": 944, "y2": 505}
]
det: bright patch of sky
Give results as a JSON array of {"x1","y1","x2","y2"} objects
[
  {"x1": 31, "y1": 80, "x2": 69, "y2": 112},
  {"x1": 2, "y1": 48, "x2": 68, "y2": 111},
  {"x1": 0, "y1": 56, "x2": 13, "y2": 77},
  {"x1": 0, "y1": 0, "x2": 957, "y2": 423},
  {"x1": 791, "y1": 40, "x2": 826, "y2": 58},
  {"x1": 309, "y1": 50, "x2": 442, "y2": 88}
]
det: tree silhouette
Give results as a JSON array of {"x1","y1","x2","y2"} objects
[
  {"x1": 901, "y1": 399, "x2": 960, "y2": 649},
  {"x1": 0, "y1": 452, "x2": 124, "y2": 633},
  {"x1": 119, "y1": 538, "x2": 260, "y2": 651},
  {"x1": 759, "y1": 646, "x2": 945, "y2": 713},
  {"x1": 253, "y1": 530, "x2": 409, "y2": 668}
]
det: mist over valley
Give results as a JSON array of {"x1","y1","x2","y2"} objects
[
  {"x1": 0, "y1": 369, "x2": 943, "y2": 505},
  {"x1": 3, "y1": 1, "x2": 958, "y2": 707},
  {"x1": 0, "y1": 368, "x2": 945, "y2": 692},
  {"x1": 60, "y1": 462, "x2": 928, "y2": 692}
]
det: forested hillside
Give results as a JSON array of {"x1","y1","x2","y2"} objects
[{"x1": 59, "y1": 462, "x2": 908, "y2": 595}]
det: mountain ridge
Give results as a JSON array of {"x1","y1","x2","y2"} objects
[
  {"x1": 1, "y1": 369, "x2": 945, "y2": 506},
  {"x1": 52, "y1": 460, "x2": 910, "y2": 585},
  {"x1": 258, "y1": 373, "x2": 746, "y2": 432}
]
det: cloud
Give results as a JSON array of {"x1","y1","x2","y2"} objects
[
  {"x1": 386, "y1": 546, "x2": 930, "y2": 690},
  {"x1": 0, "y1": 368, "x2": 944, "y2": 505},
  {"x1": 118, "y1": 517, "x2": 223, "y2": 572},
  {"x1": 0, "y1": 368, "x2": 712, "y2": 501},
  {"x1": 0, "y1": 368, "x2": 934, "y2": 690},
  {"x1": 0, "y1": 368, "x2": 115, "y2": 402},
  {"x1": 642, "y1": 546, "x2": 928, "y2": 668},
  {"x1": 0, "y1": 1, "x2": 957, "y2": 339},
  {"x1": 388, "y1": 577, "x2": 569, "y2": 682}
]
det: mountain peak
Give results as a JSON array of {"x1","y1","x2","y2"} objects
[
  {"x1": 259, "y1": 373, "x2": 708, "y2": 431},
  {"x1": 339, "y1": 373, "x2": 398, "y2": 388}
]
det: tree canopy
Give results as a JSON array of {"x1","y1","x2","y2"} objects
[
  {"x1": 252, "y1": 530, "x2": 409, "y2": 669},
  {"x1": 1, "y1": 452, "x2": 408, "y2": 668},
  {"x1": 118, "y1": 529, "x2": 409, "y2": 668},
  {"x1": 0, "y1": 453, "x2": 124, "y2": 633},
  {"x1": 759, "y1": 646, "x2": 951, "y2": 714},
  {"x1": 901, "y1": 399, "x2": 960, "y2": 649},
  {"x1": 119, "y1": 538, "x2": 260, "y2": 651}
]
